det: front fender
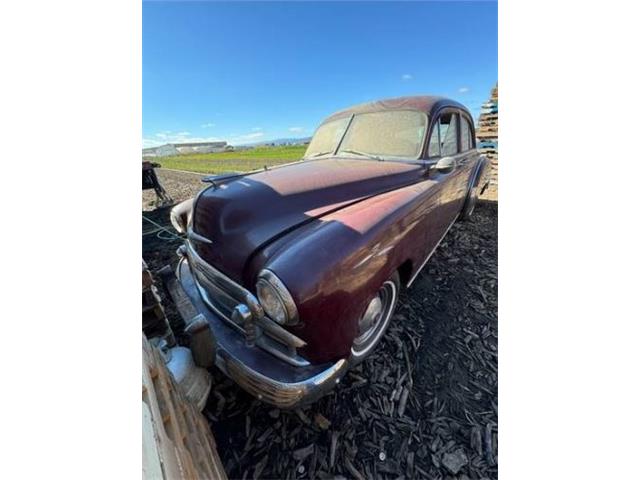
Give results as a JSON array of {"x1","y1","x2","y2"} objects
[{"x1": 249, "y1": 180, "x2": 441, "y2": 364}]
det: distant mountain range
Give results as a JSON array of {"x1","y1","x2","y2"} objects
[{"x1": 236, "y1": 136, "x2": 312, "y2": 147}]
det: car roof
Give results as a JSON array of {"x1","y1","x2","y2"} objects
[{"x1": 321, "y1": 95, "x2": 470, "y2": 124}]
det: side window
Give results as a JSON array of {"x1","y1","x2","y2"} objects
[
  {"x1": 440, "y1": 113, "x2": 458, "y2": 156},
  {"x1": 428, "y1": 113, "x2": 459, "y2": 158},
  {"x1": 460, "y1": 116, "x2": 473, "y2": 151},
  {"x1": 428, "y1": 122, "x2": 440, "y2": 157}
]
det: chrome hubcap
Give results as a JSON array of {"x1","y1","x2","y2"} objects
[
  {"x1": 356, "y1": 296, "x2": 383, "y2": 344},
  {"x1": 352, "y1": 281, "x2": 397, "y2": 356}
]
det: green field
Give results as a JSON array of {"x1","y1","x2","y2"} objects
[{"x1": 155, "y1": 145, "x2": 308, "y2": 174}]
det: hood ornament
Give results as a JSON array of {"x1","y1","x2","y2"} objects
[
  {"x1": 202, "y1": 172, "x2": 245, "y2": 188},
  {"x1": 187, "y1": 227, "x2": 213, "y2": 245}
]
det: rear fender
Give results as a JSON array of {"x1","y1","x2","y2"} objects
[{"x1": 463, "y1": 155, "x2": 489, "y2": 206}]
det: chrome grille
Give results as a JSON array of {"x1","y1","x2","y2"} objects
[{"x1": 185, "y1": 242, "x2": 310, "y2": 367}]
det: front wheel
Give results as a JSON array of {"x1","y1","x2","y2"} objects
[{"x1": 350, "y1": 272, "x2": 400, "y2": 364}]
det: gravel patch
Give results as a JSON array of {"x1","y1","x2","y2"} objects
[
  {"x1": 142, "y1": 168, "x2": 207, "y2": 211},
  {"x1": 142, "y1": 169, "x2": 498, "y2": 479}
]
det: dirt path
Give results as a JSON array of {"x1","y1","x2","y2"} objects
[
  {"x1": 142, "y1": 168, "x2": 207, "y2": 211},
  {"x1": 142, "y1": 169, "x2": 498, "y2": 479}
]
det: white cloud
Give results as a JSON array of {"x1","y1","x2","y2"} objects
[
  {"x1": 144, "y1": 129, "x2": 270, "y2": 149},
  {"x1": 229, "y1": 131, "x2": 265, "y2": 144},
  {"x1": 458, "y1": 87, "x2": 470, "y2": 93},
  {"x1": 201, "y1": 123, "x2": 216, "y2": 128},
  {"x1": 143, "y1": 138, "x2": 163, "y2": 148},
  {"x1": 143, "y1": 131, "x2": 223, "y2": 148},
  {"x1": 401, "y1": 74, "x2": 413, "y2": 81},
  {"x1": 288, "y1": 127, "x2": 304, "y2": 133}
]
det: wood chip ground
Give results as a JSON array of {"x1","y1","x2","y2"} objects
[{"x1": 143, "y1": 170, "x2": 498, "y2": 479}]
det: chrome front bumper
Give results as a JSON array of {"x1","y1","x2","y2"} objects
[{"x1": 174, "y1": 257, "x2": 349, "y2": 408}]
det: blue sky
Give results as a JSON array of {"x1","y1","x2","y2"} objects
[{"x1": 143, "y1": 1, "x2": 497, "y2": 148}]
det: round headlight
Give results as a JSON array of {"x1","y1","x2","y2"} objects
[
  {"x1": 256, "y1": 270, "x2": 299, "y2": 325},
  {"x1": 257, "y1": 279, "x2": 287, "y2": 324}
]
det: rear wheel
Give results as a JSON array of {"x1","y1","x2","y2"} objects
[{"x1": 350, "y1": 272, "x2": 400, "y2": 363}]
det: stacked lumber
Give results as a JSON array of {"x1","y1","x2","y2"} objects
[
  {"x1": 143, "y1": 260, "x2": 212, "y2": 410},
  {"x1": 142, "y1": 260, "x2": 175, "y2": 345},
  {"x1": 476, "y1": 84, "x2": 499, "y2": 193},
  {"x1": 143, "y1": 334, "x2": 227, "y2": 480}
]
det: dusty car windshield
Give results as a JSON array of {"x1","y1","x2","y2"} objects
[
  {"x1": 304, "y1": 110, "x2": 427, "y2": 160},
  {"x1": 304, "y1": 117, "x2": 350, "y2": 158},
  {"x1": 338, "y1": 111, "x2": 426, "y2": 160}
]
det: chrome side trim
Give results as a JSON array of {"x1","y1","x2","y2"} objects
[{"x1": 407, "y1": 216, "x2": 458, "y2": 287}]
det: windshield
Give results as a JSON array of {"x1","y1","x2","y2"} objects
[
  {"x1": 304, "y1": 117, "x2": 350, "y2": 158},
  {"x1": 304, "y1": 110, "x2": 427, "y2": 161},
  {"x1": 339, "y1": 111, "x2": 426, "y2": 159}
]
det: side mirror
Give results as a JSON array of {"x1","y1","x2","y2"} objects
[{"x1": 433, "y1": 156, "x2": 456, "y2": 174}]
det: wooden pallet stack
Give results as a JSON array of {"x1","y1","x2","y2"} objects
[
  {"x1": 143, "y1": 334, "x2": 227, "y2": 480},
  {"x1": 476, "y1": 84, "x2": 499, "y2": 195}
]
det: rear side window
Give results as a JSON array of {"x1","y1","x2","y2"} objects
[
  {"x1": 427, "y1": 113, "x2": 459, "y2": 157},
  {"x1": 460, "y1": 116, "x2": 473, "y2": 151}
]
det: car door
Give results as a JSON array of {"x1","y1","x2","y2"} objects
[
  {"x1": 426, "y1": 109, "x2": 468, "y2": 228},
  {"x1": 457, "y1": 112, "x2": 480, "y2": 203}
]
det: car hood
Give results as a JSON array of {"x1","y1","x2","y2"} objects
[{"x1": 191, "y1": 158, "x2": 423, "y2": 283}]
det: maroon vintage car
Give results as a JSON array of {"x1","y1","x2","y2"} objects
[{"x1": 167, "y1": 96, "x2": 490, "y2": 408}]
